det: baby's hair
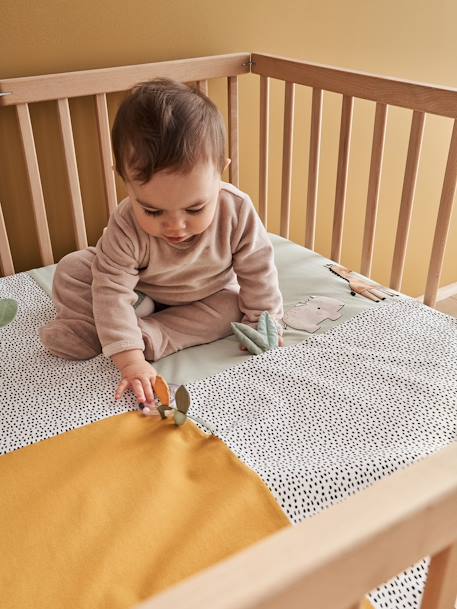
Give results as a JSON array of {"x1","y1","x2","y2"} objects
[{"x1": 111, "y1": 77, "x2": 227, "y2": 184}]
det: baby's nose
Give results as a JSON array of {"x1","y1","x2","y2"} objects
[{"x1": 166, "y1": 215, "x2": 186, "y2": 230}]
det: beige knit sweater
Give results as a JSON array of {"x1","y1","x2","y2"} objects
[{"x1": 92, "y1": 181, "x2": 284, "y2": 357}]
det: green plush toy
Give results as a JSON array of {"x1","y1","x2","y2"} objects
[
  {"x1": 231, "y1": 311, "x2": 280, "y2": 355},
  {"x1": 0, "y1": 298, "x2": 17, "y2": 328}
]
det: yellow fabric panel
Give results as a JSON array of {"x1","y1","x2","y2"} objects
[{"x1": 1, "y1": 412, "x2": 289, "y2": 609}]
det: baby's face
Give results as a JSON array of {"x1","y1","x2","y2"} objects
[{"x1": 126, "y1": 159, "x2": 230, "y2": 245}]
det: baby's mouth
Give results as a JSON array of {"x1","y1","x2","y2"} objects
[{"x1": 164, "y1": 235, "x2": 193, "y2": 243}]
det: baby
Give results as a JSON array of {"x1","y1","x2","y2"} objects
[{"x1": 40, "y1": 77, "x2": 284, "y2": 404}]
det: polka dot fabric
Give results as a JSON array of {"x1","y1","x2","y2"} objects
[
  {"x1": 0, "y1": 273, "x2": 137, "y2": 455},
  {"x1": 184, "y1": 297, "x2": 457, "y2": 609},
  {"x1": 2, "y1": 273, "x2": 457, "y2": 609}
]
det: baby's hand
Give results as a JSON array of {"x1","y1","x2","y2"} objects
[{"x1": 115, "y1": 360, "x2": 158, "y2": 403}]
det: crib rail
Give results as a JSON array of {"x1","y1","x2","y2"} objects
[
  {"x1": 0, "y1": 53, "x2": 249, "y2": 106},
  {"x1": 135, "y1": 441, "x2": 457, "y2": 609},
  {"x1": 252, "y1": 52, "x2": 457, "y2": 307}
]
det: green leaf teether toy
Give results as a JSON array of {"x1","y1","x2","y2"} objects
[
  {"x1": 141, "y1": 375, "x2": 215, "y2": 435},
  {"x1": 231, "y1": 311, "x2": 280, "y2": 355}
]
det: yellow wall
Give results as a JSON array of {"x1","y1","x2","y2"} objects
[{"x1": 2, "y1": 0, "x2": 457, "y2": 296}]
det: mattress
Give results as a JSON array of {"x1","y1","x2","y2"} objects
[{"x1": 2, "y1": 234, "x2": 457, "y2": 609}]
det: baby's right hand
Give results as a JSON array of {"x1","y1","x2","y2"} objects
[{"x1": 115, "y1": 360, "x2": 158, "y2": 404}]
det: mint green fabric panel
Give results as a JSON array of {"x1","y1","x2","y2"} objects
[
  {"x1": 28, "y1": 264, "x2": 56, "y2": 298},
  {"x1": 27, "y1": 235, "x2": 406, "y2": 385}
]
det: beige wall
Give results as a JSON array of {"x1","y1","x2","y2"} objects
[{"x1": 1, "y1": 0, "x2": 457, "y2": 296}]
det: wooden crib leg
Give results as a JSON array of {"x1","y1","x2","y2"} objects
[{"x1": 421, "y1": 541, "x2": 457, "y2": 609}]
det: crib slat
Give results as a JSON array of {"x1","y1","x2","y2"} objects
[
  {"x1": 227, "y1": 76, "x2": 239, "y2": 187},
  {"x1": 305, "y1": 88, "x2": 323, "y2": 249},
  {"x1": 258, "y1": 76, "x2": 270, "y2": 226},
  {"x1": 331, "y1": 95, "x2": 354, "y2": 263},
  {"x1": 16, "y1": 103, "x2": 54, "y2": 266},
  {"x1": 360, "y1": 103, "x2": 388, "y2": 277},
  {"x1": 0, "y1": 202, "x2": 14, "y2": 276},
  {"x1": 390, "y1": 111, "x2": 425, "y2": 291},
  {"x1": 95, "y1": 93, "x2": 117, "y2": 215},
  {"x1": 57, "y1": 98, "x2": 88, "y2": 249},
  {"x1": 424, "y1": 118, "x2": 457, "y2": 307},
  {"x1": 280, "y1": 81, "x2": 295, "y2": 238},
  {"x1": 196, "y1": 80, "x2": 208, "y2": 96},
  {"x1": 421, "y1": 542, "x2": 457, "y2": 609}
]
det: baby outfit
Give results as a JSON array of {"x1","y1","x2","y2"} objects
[{"x1": 39, "y1": 182, "x2": 284, "y2": 362}]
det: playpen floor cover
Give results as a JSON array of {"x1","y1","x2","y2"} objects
[{"x1": 1, "y1": 238, "x2": 457, "y2": 609}]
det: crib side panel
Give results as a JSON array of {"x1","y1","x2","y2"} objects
[
  {"x1": 253, "y1": 52, "x2": 457, "y2": 306},
  {"x1": 0, "y1": 53, "x2": 250, "y2": 274}
]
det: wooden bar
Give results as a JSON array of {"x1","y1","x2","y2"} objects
[
  {"x1": 57, "y1": 98, "x2": 88, "y2": 250},
  {"x1": 360, "y1": 103, "x2": 388, "y2": 277},
  {"x1": 390, "y1": 111, "x2": 425, "y2": 291},
  {"x1": 331, "y1": 95, "x2": 353, "y2": 263},
  {"x1": 0, "y1": 53, "x2": 251, "y2": 105},
  {"x1": 258, "y1": 76, "x2": 270, "y2": 226},
  {"x1": 421, "y1": 542, "x2": 457, "y2": 609},
  {"x1": 16, "y1": 103, "x2": 54, "y2": 266},
  {"x1": 305, "y1": 88, "x2": 323, "y2": 250},
  {"x1": 227, "y1": 76, "x2": 239, "y2": 187},
  {"x1": 251, "y1": 53, "x2": 457, "y2": 119},
  {"x1": 95, "y1": 93, "x2": 118, "y2": 215},
  {"x1": 0, "y1": 202, "x2": 14, "y2": 276},
  {"x1": 424, "y1": 118, "x2": 457, "y2": 307},
  {"x1": 196, "y1": 80, "x2": 209, "y2": 96},
  {"x1": 280, "y1": 81, "x2": 295, "y2": 238},
  {"x1": 134, "y1": 441, "x2": 457, "y2": 609}
]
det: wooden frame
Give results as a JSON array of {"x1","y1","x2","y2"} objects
[
  {"x1": 2, "y1": 52, "x2": 457, "y2": 305},
  {"x1": 1, "y1": 52, "x2": 457, "y2": 607}
]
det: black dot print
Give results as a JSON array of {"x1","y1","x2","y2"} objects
[
  {"x1": 0, "y1": 273, "x2": 137, "y2": 455},
  {"x1": 185, "y1": 297, "x2": 457, "y2": 609},
  {"x1": 2, "y1": 273, "x2": 457, "y2": 609}
]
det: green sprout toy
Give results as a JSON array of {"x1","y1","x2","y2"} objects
[
  {"x1": 231, "y1": 311, "x2": 280, "y2": 355},
  {"x1": 141, "y1": 375, "x2": 215, "y2": 435}
]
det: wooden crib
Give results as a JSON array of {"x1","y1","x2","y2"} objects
[{"x1": 1, "y1": 52, "x2": 457, "y2": 608}]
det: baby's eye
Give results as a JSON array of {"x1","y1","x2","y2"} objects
[
  {"x1": 143, "y1": 209, "x2": 163, "y2": 217},
  {"x1": 186, "y1": 207, "x2": 205, "y2": 215}
]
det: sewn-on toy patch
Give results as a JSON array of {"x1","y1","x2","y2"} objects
[{"x1": 283, "y1": 296, "x2": 344, "y2": 332}]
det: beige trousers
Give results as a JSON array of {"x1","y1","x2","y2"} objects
[{"x1": 39, "y1": 247, "x2": 243, "y2": 362}]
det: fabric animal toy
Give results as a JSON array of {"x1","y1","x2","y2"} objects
[
  {"x1": 283, "y1": 296, "x2": 344, "y2": 332},
  {"x1": 326, "y1": 264, "x2": 397, "y2": 302}
]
